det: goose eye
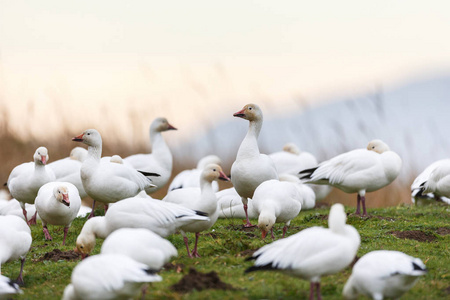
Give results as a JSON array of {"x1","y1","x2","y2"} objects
[
  {"x1": 372, "y1": 146, "x2": 375, "y2": 149},
  {"x1": 248, "y1": 107, "x2": 252, "y2": 110},
  {"x1": 213, "y1": 169, "x2": 216, "y2": 172}
]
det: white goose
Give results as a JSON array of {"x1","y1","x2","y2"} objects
[
  {"x1": 62, "y1": 254, "x2": 162, "y2": 300},
  {"x1": 217, "y1": 187, "x2": 258, "y2": 219},
  {"x1": 231, "y1": 104, "x2": 278, "y2": 227},
  {"x1": 269, "y1": 143, "x2": 318, "y2": 175},
  {"x1": 168, "y1": 154, "x2": 222, "y2": 192},
  {"x1": 0, "y1": 275, "x2": 22, "y2": 298},
  {"x1": 343, "y1": 250, "x2": 427, "y2": 300},
  {"x1": 163, "y1": 164, "x2": 229, "y2": 258},
  {"x1": 252, "y1": 179, "x2": 302, "y2": 239},
  {"x1": 278, "y1": 174, "x2": 316, "y2": 210},
  {"x1": 75, "y1": 197, "x2": 209, "y2": 258},
  {"x1": 299, "y1": 140, "x2": 402, "y2": 216},
  {"x1": 0, "y1": 215, "x2": 32, "y2": 285},
  {"x1": 49, "y1": 147, "x2": 88, "y2": 198},
  {"x1": 35, "y1": 182, "x2": 81, "y2": 245},
  {"x1": 245, "y1": 203, "x2": 360, "y2": 300},
  {"x1": 72, "y1": 129, "x2": 158, "y2": 218},
  {"x1": 101, "y1": 228, "x2": 177, "y2": 270},
  {"x1": 415, "y1": 159, "x2": 450, "y2": 204},
  {"x1": 124, "y1": 117, "x2": 177, "y2": 194},
  {"x1": 6, "y1": 146, "x2": 56, "y2": 224}
]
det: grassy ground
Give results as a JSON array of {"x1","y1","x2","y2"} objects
[{"x1": 2, "y1": 202, "x2": 449, "y2": 300}]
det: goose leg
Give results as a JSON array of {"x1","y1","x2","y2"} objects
[
  {"x1": 361, "y1": 195, "x2": 367, "y2": 217},
  {"x1": 191, "y1": 232, "x2": 201, "y2": 258},
  {"x1": 181, "y1": 231, "x2": 193, "y2": 258},
  {"x1": 21, "y1": 207, "x2": 29, "y2": 224},
  {"x1": 28, "y1": 211, "x2": 38, "y2": 225},
  {"x1": 16, "y1": 258, "x2": 26, "y2": 286},
  {"x1": 282, "y1": 225, "x2": 288, "y2": 238},
  {"x1": 355, "y1": 194, "x2": 361, "y2": 215},
  {"x1": 43, "y1": 224, "x2": 52, "y2": 240},
  {"x1": 270, "y1": 228, "x2": 275, "y2": 240},
  {"x1": 316, "y1": 282, "x2": 322, "y2": 300},
  {"x1": 62, "y1": 226, "x2": 69, "y2": 245},
  {"x1": 88, "y1": 200, "x2": 96, "y2": 219},
  {"x1": 309, "y1": 282, "x2": 315, "y2": 300},
  {"x1": 104, "y1": 203, "x2": 109, "y2": 214},
  {"x1": 241, "y1": 197, "x2": 254, "y2": 227}
]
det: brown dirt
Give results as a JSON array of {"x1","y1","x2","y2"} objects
[
  {"x1": 162, "y1": 262, "x2": 185, "y2": 273},
  {"x1": 37, "y1": 249, "x2": 80, "y2": 261},
  {"x1": 436, "y1": 227, "x2": 450, "y2": 235},
  {"x1": 225, "y1": 224, "x2": 257, "y2": 232},
  {"x1": 170, "y1": 268, "x2": 236, "y2": 293},
  {"x1": 390, "y1": 230, "x2": 436, "y2": 242},
  {"x1": 445, "y1": 286, "x2": 450, "y2": 295},
  {"x1": 235, "y1": 249, "x2": 257, "y2": 258}
]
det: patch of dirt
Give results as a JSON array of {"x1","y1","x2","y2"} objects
[
  {"x1": 436, "y1": 227, "x2": 450, "y2": 235},
  {"x1": 162, "y1": 262, "x2": 185, "y2": 273},
  {"x1": 225, "y1": 224, "x2": 257, "y2": 232},
  {"x1": 367, "y1": 215, "x2": 396, "y2": 221},
  {"x1": 235, "y1": 249, "x2": 257, "y2": 258},
  {"x1": 445, "y1": 286, "x2": 450, "y2": 295},
  {"x1": 37, "y1": 249, "x2": 80, "y2": 261},
  {"x1": 390, "y1": 230, "x2": 436, "y2": 242},
  {"x1": 170, "y1": 268, "x2": 236, "y2": 293}
]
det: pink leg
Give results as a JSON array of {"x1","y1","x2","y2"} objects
[
  {"x1": 62, "y1": 227, "x2": 69, "y2": 245},
  {"x1": 104, "y1": 203, "x2": 109, "y2": 214},
  {"x1": 183, "y1": 236, "x2": 193, "y2": 258},
  {"x1": 140, "y1": 285, "x2": 148, "y2": 300},
  {"x1": 270, "y1": 228, "x2": 275, "y2": 240},
  {"x1": 191, "y1": 232, "x2": 201, "y2": 258},
  {"x1": 316, "y1": 282, "x2": 322, "y2": 300},
  {"x1": 16, "y1": 258, "x2": 26, "y2": 286},
  {"x1": 282, "y1": 225, "x2": 288, "y2": 238},
  {"x1": 88, "y1": 200, "x2": 96, "y2": 219},
  {"x1": 28, "y1": 211, "x2": 38, "y2": 225},
  {"x1": 243, "y1": 204, "x2": 254, "y2": 227},
  {"x1": 22, "y1": 208, "x2": 29, "y2": 224},
  {"x1": 361, "y1": 195, "x2": 367, "y2": 217},
  {"x1": 355, "y1": 194, "x2": 361, "y2": 215},
  {"x1": 309, "y1": 282, "x2": 315, "y2": 300},
  {"x1": 43, "y1": 225, "x2": 52, "y2": 240}
]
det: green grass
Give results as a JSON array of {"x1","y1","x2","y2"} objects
[{"x1": 2, "y1": 203, "x2": 449, "y2": 299}]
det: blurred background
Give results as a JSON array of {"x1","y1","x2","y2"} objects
[{"x1": 1, "y1": 0, "x2": 450, "y2": 205}]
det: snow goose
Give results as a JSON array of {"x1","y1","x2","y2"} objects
[
  {"x1": 245, "y1": 203, "x2": 360, "y2": 300},
  {"x1": 343, "y1": 250, "x2": 427, "y2": 300},
  {"x1": 124, "y1": 117, "x2": 177, "y2": 194},
  {"x1": 252, "y1": 179, "x2": 302, "y2": 239},
  {"x1": 413, "y1": 159, "x2": 450, "y2": 204},
  {"x1": 6, "y1": 146, "x2": 56, "y2": 224},
  {"x1": 269, "y1": 143, "x2": 318, "y2": 175},
  {"x1": 168, "y1": 154, "x2": 222, "y2": 192},
  {"x1": 231, "y1": 104, "x2": 278, "y2": 227},
  {"x1": 62, "y1": 253, "x2": 162, "y2": 300},
  {"x1": 72, "y1": 129, "x2": 158, "y2": 218},
  {"x1": 163, "y1": 164, "x2": 229, "y2": 257},
  {"x1": 299, "y1": 140, "x2": 402, "y2": 216},
  {"x1": 49, "y1": 147, "x2": 88, "y2": 198},
  {"x1": 35, "y1": 182, "x2": 81, "y2": 245},
  {"x1": 0, "y1": 275, "x2": 22, "y2": 298},
  {"x1": 101, "y1": 228, "x2": 177, "y2": 270},
  {"x1": 278, "y1": 174, "x2": 316, "y2": 210},
  {"x1": 0, "y1": 215, "x2": 32, "y2": 285},
  {"x1": 75, "y1": 197, "x2": 209, "y2": 258}
]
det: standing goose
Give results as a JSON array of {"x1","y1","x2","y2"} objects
[
  {"x1": 231, "y1": 104, "x2": 278, "y2": 227},
  {"x1": 343, "y1": 250, "x2": 427, "y2": 300},
  {"x1": 62, "y1": 254, "x2": 162, "y2": 300},
  {"x1": 163, "y1": 164, "x2": 229, "y2": 257},
  {"x1": 245, "y1": 203, "x2": 360, "y2": 300},
  {"x1": 6, "y1": 147, "x2": 56, "y2": 224},
  {"x1": 124, "y1": 117, "x2": 177, "y2": 194},
  {"x1": 0, "y1": 215, "x2": 32, "y2": 285},
  {"x1": 35, "y1": 182, "x2": 81, "y2": 245},
  {"x1": 72, "y1": 129, "x2": 158, "y2": 218},
  {"x1": 299, "y1": 140, "x2": 402, "y2": 216},
  {"x1": 252, "y1": 179, "x2": 302, "y2": 239},
  {"x1": 75, "y1": 197, "x2": 209, "y2": 258}
]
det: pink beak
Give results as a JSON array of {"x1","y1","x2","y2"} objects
[
  {"x1": 62, "y1": 193, "x2": 70, "y2": 207},
  {"x1": 219, "y1": 171, "x2": 230, "y2": 181},
  {"x1": 41, "y1": 155, "x2": 47, "y2": 165},
  {"x1": 72, "y1": 133, "x2": 84, "y2": 142},
  {"x1": 261, "y1": 230, "x2": 267, "y2": 239},
  {"x1": 233, "y1": 108, "x2": 246, "y2": 118},
  {"x1": 167, "y1": 123, "x2": 177, "y2": 130}
]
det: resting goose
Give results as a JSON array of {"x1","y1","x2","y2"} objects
[
  {"x1": 6, "y1": 147, "x2": 56, "y2": 224},
  {"x1": 72, "y1": 129, "x2": 158, "y2": 218},
  {"x1": 163, "y1": 164, "x2": 229, "y2": 257},
  {"x1": 75, "y1": 197, "x2": 209, "y2": 258},
  {"x1": 168, "y1": 154, "x2": 222, "y2": 192},
  {"x1": 124, "y1": 117, "x2": 177, "y2": 194},
  {"x1": 101, "y1": 228, "x2": 177, "y2": 270},
  {"x1": 245, "y1": 203, "x2": 360, "y2": 300},
  {"x1": 300, "y1": 140, "x2": 402, "y2": 216},
  {"x1": 35, "y1": 182, "x2": 81, "y2": 245},
  {"x1": 62, "y1": 254, "x2": 162, "y2": 300},
  {"x1": 252, "y1": 179, "x2": 302, "y2": 239},
  {"x1": 343, "y1": 250, "x2": 427, "y2": 300},
  {"x1": 231, "y1": 104, "x2": 278, "y2": 226},
  {"x1": 49, "y1": 147, "x2": 88, "y2": 198},
  {"x1": 0, "y1": 215, "x2": 32, "y2": 285}
]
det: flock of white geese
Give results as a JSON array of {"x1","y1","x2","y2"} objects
[{"x1": 1, "y1": 103, "x2": 440, "y2": 299}]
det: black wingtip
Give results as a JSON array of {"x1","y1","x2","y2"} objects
[
  {"x1": 244, "y1": 263, "x2": 277, "y2": 273},
  {"x1": 144, "y1": 268, "x2": 160, "y2": 275},
  {"x1": 412, "y1": 262, "x2": 427, "y2": 272},
  {"x1": 298, "y1": 167, "x2": 318, "y2": 179},
  {"x1": 138, "y1": 171, "x2": 161, "y2": 177},
  {"x1": 3, "y1": 182, "x2": 6, "y2": 187},
  {"x1": 195, "y1": 210, "x2": 208, "y2": 217}
]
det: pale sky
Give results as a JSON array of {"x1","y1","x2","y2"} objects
[{"x1": 1, "y1": 0, "x2": 450, "y2": 144}]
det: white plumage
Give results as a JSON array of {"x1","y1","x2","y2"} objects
[
  {"x1": 343, "y1": 250, "x2": 427, "y2": 300},
  {"x1": 0, "y1": 275, "x2": 22, "y2": 298},
  {"x1": 35, "y1": 182, "x2": 81, "y2": 245},
  {"x1": 419, "y1": 159, "x2": 450, "y2": 203},
  {"x1": 246, "y1": 203, "x2": 360, "y2": 300},
  {"x1": 62, "y1": 254, "x2": 162, "y2": 300}
]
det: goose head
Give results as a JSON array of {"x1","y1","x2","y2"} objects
[
  {"x1": 257, "y1": 212, "x2": 276, "y2": 239},
  {"x1": 233, "y1": 104, "x2": 263, "y2": 122},
  {"x1": 72, "y1": 129, "x2": 102, "y2": 148},
  {"x1": 110, "y1": 155, "x2": 123, "y2": 164},
  {"x1": 151, "y1": 117, "x2": 177, "y2": 132},
  {"x1": 70, "y1": 147, "x2": 88, "y2": 162},
  {"x1": 367, "y1": 139, "x2": 390, "y2": 154},
  {"x1": 202, "y1": 164, "x2": 230, "y2": 183},
  {"x1": 34, "y1": 147, "x2": 49, "y2": 165},
  {"x1": 282, "y1": 143, "x2": 300, "y2": 155},
  {"x1": 76, "y1": 233, "x2": 95, "y2": 259},
  {"x1": 54, "y1": 186, "x2": 70, "y2": 207}
]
